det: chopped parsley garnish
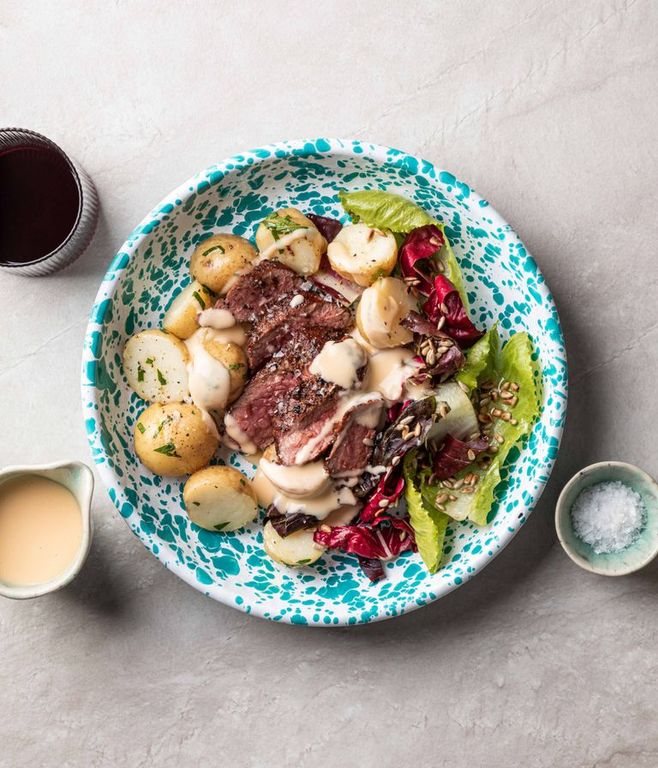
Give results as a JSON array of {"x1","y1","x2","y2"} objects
[
  {"x1": 295, "y1": 558, "x2": 312, "y2": 565},
  {"x1": 263, "y1": 212, "x2": 303, "y2": 240},
  {"x1": 136, "y1": 422, "x2": 146, "y2": 434},
  {"x1": 137, "y1": 363, "x2": 145, "y2": 382},
  {"x1": 153, "y1": 442, "x2": 180, "y2": 458},
  {"x1": 202, "y1": 243, "x2": 225, "y2": 257},
  {"x1": 239, "y1": 478, "x2": 246, "y2": 486},
  {"x1": 157, "y1": 369, "x2": 167, "y2": 385},
  {"x1": 228, "y1": 363, "x2": 244, "y2": 371},
  {"x1": 192, "y1": 290, "x2": 206, "y2": 309},
  {"x1": 213, "y1": 521, "x2": 230, "y2": 531},
  {"x1": 145, "y1": 357, "x2": 154, "y2": 365}
]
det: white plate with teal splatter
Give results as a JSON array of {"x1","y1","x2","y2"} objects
[{"x1": 82, "y1": 139, "x2": 567, "y2": 626}]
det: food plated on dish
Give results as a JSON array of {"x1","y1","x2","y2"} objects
[
  {"x1": 83, "y1": 139, "x2": 567, "y2": 624},
  {"x1": 121, "y1": 189, "x2": 541, "y2": 581}
]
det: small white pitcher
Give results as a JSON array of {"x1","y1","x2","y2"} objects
[{"x1": 0, "y1": 461, "x2": 94, "y2": 599}]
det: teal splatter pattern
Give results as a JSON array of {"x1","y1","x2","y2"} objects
[{"x1": 81, "y1": 139, "x2": 568, "y2": 626}]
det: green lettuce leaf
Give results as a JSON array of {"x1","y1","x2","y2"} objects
[
  {"x1": 421, "y1": 332, "x2": 542, "y2": 526},
  {"x1": 456, "y1": 325, "x2": 499, "y2": 391},
  {"x1": 403, "y1": 451, "x2": 449, "y2": 573},
  {"x1": 338, "y1": 190, "x2": 434, "y2": 232},
  {"x1": 466, "y1": 331, "x2": 542, "y2": 525},
  {"x1": 338, "y1": 189, "x2": 469, "y2": 306}
]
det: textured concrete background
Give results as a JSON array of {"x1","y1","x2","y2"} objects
[{"x1": 1, "y1": 1, "x2": 657, "y2": 766}]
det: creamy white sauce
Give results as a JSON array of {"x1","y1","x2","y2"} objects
[
  {"x1": 198, "y1": 307, "x2": 236, "y2": 329},
  {"x1": 309, "y1": 338, "x2": 367, "y2": 390},
  {"x1": 294, "y1": 391, "x2": 384, "y2": 466},
  {"x1": 223, "y1": 413, "x2": 257, "y2": 455},
  {"x1": 252, "y1": 467, "x2": 356, "y2": 520},
  {"x1": 184, "y1": 328, "x2": 232, "y2": 413},
  {"x1": 363, "y1": 348, "x2": 420, "y2": 403},
  {"x1": 260, "y1": 458, "x2": 330, "y2": 499}
]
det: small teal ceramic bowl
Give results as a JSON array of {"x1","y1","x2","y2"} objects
[
  {"x1": 81, "y1": 138, "x2": 568, "y2": 625},
  {"x1": 556, "y1": 461, "x2": 658, "y2": 576}
]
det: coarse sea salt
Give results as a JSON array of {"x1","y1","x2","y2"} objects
[{"x1": 571, "y1": 481, "x2": 646, "y2": 554}]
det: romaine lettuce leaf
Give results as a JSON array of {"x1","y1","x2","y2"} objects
[
  {"x1": 403, "y1": 452, "x2": 449, "y2": 573},
  {"x1": 339, "y1": 190, "x2": 434, "y2": 233},
  {"x1": 456, "y1": 325, "x2": 499, "y2": 391},
  {"x1": 338, "y1": 189, "x2": 469, "y2": 307},
  {"x1": 467, "y1": 331, "x2": 542, "y2": 525},
  {"x1": 422, "y1": 332, "x2": 542, "y2": 526}
]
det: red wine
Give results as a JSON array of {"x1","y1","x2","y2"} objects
[{"x1": 0, "y1": 146, "x2": 81, "y2": 265}]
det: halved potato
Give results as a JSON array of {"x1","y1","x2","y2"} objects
[
  {"x1": 183, "y1": 466, "x2": 258, "y2": 532},
  {"x1": 190, "y1": 234, "x2": 257, "y2": 293},
  {"x1": 263, "y1": 522, "x2": 325, "y2": 567},
  {"x1": 202, "y1": 337, "x2": 248, "y2": 404},
  {"x1": 124, "y1": 330, "x2": 190, "y2": 403},
  {"x1": 255, "y1": 207, "x2": 326, "y2": 275},
  {"x1": 255, "y1": 207, "x2": 316, "y2": 251},
  {"x1": 163, "y1": 280, "x2": 215, "y2": 339},
  {"x1": 327, "y1": 223, "x2": 397, "y2": 286},
  {"x1": 134, "y1": 402, "x2": 219, "y2": 476},
  {"x1": 356, "y1": 277, "x2": 414, "y2": 349}
]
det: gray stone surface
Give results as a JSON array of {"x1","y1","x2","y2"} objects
[{"x1": 1, "y1": 1, "x2": 656, "y2": 766}]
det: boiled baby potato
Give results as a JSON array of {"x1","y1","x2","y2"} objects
[
  {"x1": 327, "y1": 223, "x2": 397, "y2": 286},
  {"x1": 163, "y1": 280, "x2": 215, "y2": 340},
  {"x1": 190, "y1": 234, "x2": 257, "y2": 293},
  {"x1": 124, "y1": 329, "x2": 190, "y2": 403},
  {"x1": 196, "y1": 330, "x2": 248, "y2": 404},
  {"x1": 356, "y1": 277, "x2": 414, "y2": 348},
  {"x1": 183, "y1": 466, "x2": 258, "y2": 532},
  {"x1": 263, "y1": 522, "x2": 325, "y2": 567},
  {"x1": 134, "y1": 402, "x2": 219, "y2": 476},
  {"x1": 255, "y1": 207, "x2": 326, "y2": 275}
]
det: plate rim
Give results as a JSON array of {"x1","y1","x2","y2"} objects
[{"x1": 81, "y1": 137, "x2": 568, "y2": 626}]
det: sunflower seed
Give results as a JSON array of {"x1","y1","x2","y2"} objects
[
  {"x1": 398, "y1": 415, "x2": 414, "y2": 426},
  {"x1": 440, "y1": 302, "x2": 449, "y2": 314},
  {"x1": 460, "y1": 487, "x2": 475, "y2": 494},
  {"x1": 378, "y1": 498, "x2": 390, "y2": 508},
  {"x1": 510, "y1": 417, "x2": 518, "y2": 425},
  {"x1": 458, "y1": 381, "x2": 470, "y2": 394},
  {"x1": 436, "y1": 316, "x2": 446, "y2": 331},
  {"x1": 510, "y1": 382, "x2": 520, "y2": 392},
  {"x1": 509, "y1": 395, "x2": 518, "y2": 407},
  {"x1": 452, "y1": 478, "x2": 464, "y2": 490},
  {"x1": 436, "y1": 493, "x2": 450, "y2": 505},
  {"x1": 467, "y1": 449, "x2": 476, "y2": 461},
  {"x1": 413, "y1": 423, "x2": 422, "y2": 437},
  {"x1": 319, "y1": 524, "x2": 331, "y2": 533}
]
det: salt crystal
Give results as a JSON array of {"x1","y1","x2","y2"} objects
[{"x1": 571, "y1": 480, "x2": 646, "y2": 554}]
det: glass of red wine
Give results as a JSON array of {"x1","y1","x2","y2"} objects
[{"x1": 0, "y1": 128, "x2": 98, "y2": 276}]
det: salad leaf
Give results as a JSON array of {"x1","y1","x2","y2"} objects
[
  {"x1": 313, "y1": 519, "x2": 416, "y2": 561},
  {"x1": 399, "y1": 224, "x2": 445, "y2": 295},
  {"x1": 339, "y1": 190, "x2": 434, "y2": 233},
  {"x1": 306, "y1": 213, "x2": 342, "y2": 243},
  {"x1": 432, "y1": 434, "x2": 489, "y2": 480},
  {"x1": 456, "y1": 325, "x2": 499, "y2": 391},
  {"x1": 421, "y1": 332, "x2": 541, "y2": 525},
  {"x1": 467, "y1": 331, "x2": 542, "y2": 525},
  {"x1": 338, "y1": 190, "x2": 469, "y2": 306},
  {"x1": 372, "y1": 396, "x2": 436, "y2": 468},
  {"x1": 423, "y1": 274, "x2": 483, "y2": 348},
  {"x1": 360, "y1": 471, "x2": 405, "y2": 524},
  {"x1": 403, "y1": 452, "x2": 449, "y2": 573}
]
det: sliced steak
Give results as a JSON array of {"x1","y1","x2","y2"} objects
[
  {"x1": 325, "y1": 421, "x2": 375, "y2": 478},
  {"x1": 273, "y1": 378, "x2": 342, "y2": 465},
  {"x1": 224, "y1": 261, "x2": 304, "y2": 323},
  {"x1": 247, "y1": 292, "x2": 352, "y2": 370},
  {"x1": 226, "y1": 366, "x2": 299, "y2": 450},
  {"x1": 227, "y1": 326, "x2": 342, "y2": 449},
  {"x1": 275, "y1": 390, "x2": 383, "y2": 467}
]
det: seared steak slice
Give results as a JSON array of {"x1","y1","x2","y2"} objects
[
  {"x1": 274, "y1": 378, "x2": 341, "y2": 465},
  {"x1": 247, "y1": 293, "x2": 352, "y2": 370},
  {"x1": 227, "y1": 326, "x2": 342, "y2": 449},
  {"x1": 325, "y1": 421, "x2": 375, "y2": 478},
  {"x1": 275, "y1": 390, "x2": 383, "y2": 467},
  {"x1": 224, "y1": 261, "x2": 304, "y2": 323},
  {"x1": 227, "y1": 366, "x2": 299, "y2": 449}
]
